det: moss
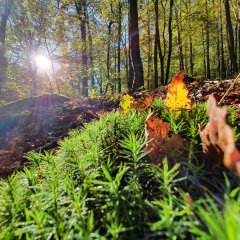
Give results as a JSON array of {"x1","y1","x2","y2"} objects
[{"x1": 0, "y1": 106, "x2": 240, "y2": 240}]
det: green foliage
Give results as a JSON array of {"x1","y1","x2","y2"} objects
[
  {"x1": 190, "y1": 185, "x2": 240, "y2": 240},
  {"x1": 0, "y1": 106, "x2": 240, "y2": 239}
]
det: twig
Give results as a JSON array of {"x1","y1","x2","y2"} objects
[{"x1": 218, "y1": 73, "x2": 240, "y2": 106}]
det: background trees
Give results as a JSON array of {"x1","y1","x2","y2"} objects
[
  {"x1": 0, "y1": 0, "x2": 240, "y2": 103},
  {"x1": 0, "y1": 0, "x2": 14, "y2": 96}
]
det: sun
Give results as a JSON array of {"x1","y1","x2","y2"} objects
[{"x1": 35, "y1": 55, "x2": 51, "y2": 70}]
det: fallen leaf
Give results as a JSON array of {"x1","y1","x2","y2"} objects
[
  {"x1": 199, "y1": 95, "x2": 240, "y2": 172},
  {"x1": 120, "y1": 95, "x2": 153, "y2": 112},
  {"x1": 132, "y1": 96, "x2": 153, "y2": 111},
  {"x1": 119, "y1": 94, "x2": 134, "y2": 112},
  {"x1": 145, "y1": 111, "x2": 187, "y2": 164},
  {"x1": 165, "y1": 71, "x2": 192, "y2": 113}
]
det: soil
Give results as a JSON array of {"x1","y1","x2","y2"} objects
[{"x1": 0, "y1": 94, "x2": 119, "y2": 178}]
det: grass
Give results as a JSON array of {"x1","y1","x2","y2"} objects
[{"x1": 0, "y1": 102, "x2": 240, "y2": 239}]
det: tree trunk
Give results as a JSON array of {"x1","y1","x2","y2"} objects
[
  {"x1": 202, "y1": 30, "x2": 207, "y2": 79},
  {"x1": 117, "y1": 1, "x2": 122, "y2": 93},
  {"x1": 188, "y1": 0, "x2": 194, "y2": 76},
  {"x1": 128, "y1": 0, "x2": 144, "y2": 90},
  {"x1": 154, "y1": 30, "x2": 158, "y2": 88},
  {"x1": 165, "y1": 0, "x2": 174, "y2": 85},
  {"x1": 86, "y1": 11, "x2": 94, "y2": 89},
  {"x1": 155, "y1": 0, "x2": 164, "y2": 85},
  {"x1": 154, "y1": 0, "x2": 159, "y2": 88},
  {"x1": 205, "y1": 1, "x2": 211, "y2": 79},
  {"x1": 75, "y1": 0, "x2": 88, "y2": 97},
  {"x1": 147, "y1": 2, "x2": 152, "y2": 89},
  {"x1": 223, "y1": 0, "x2": 238, "y2": 74},
  {"x1": 176, "y1": 6, "x2": 184, "y2": 71},
  {"x1": 107, "y1": 21, "x2": 114, "y2": 82},
  {"x1": 0, "y1": 0, "x2": 14, "y2": 96}
]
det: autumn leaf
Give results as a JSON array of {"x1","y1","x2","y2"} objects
[
  {"x1": 199, "y1": 95, "x2": 240, "y2": 173},
  {"x1": 145, "y1": 111, "x2": 187, "y2": 164},
  {"x1": 120, "y1": 95, "x2": 153, "y2": 112},
  {"x1": 119, "y1": 94, "x2": 134, "y2": 112},
  {"x1": 132, "y1": 96, "x2": 153, "y2": 111},
  {"x1": 165, "y1": 71, "x2": 192, "y2": 112}
]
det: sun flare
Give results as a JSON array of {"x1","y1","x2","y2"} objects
[{"x1": 35, "y1": 55, "x2": 51, "y2": 70}]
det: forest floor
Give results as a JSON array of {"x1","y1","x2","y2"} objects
[
  {"x1": 1, "y1": 77, "x2": 240, "y2": 239},
  {"x1": 0, "y1": 78, "x2": 240, "y2": 179}
]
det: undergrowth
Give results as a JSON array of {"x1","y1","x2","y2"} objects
[{"x1": 0, "y1": 101, "x2": 240, "y2": 240}]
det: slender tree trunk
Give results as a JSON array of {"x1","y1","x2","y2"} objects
[
  {"x1": 189, "y1": 37, "x2": 194, "y2": 75},
  {"x1": 147, "y1": 2, "x2": 152, "y2": 89},
  {"x1": 0, "y1": 0, "x2": 14, "y2": 96},
  {"x1": 154, "y1": 30, "x2": 158, "y2": 88},
  {"x1": 75, "y1": 0, "x2": 88, "y2": 97},
  {"x1": 219, "y1": 2, "x2": 226, "y2": 79},
  {"x1": 202, "y1": 30, "x2": 207, "y2": 79},
  {"x1": 154, "y1": 0, "x2": 159, "y2": 88},
  {"x1": 128, "y1": 0, "x2": 144, "y2": 90},
  {"x1": 86, "y1": 11, "x2": 94, "y2": 88},
  {"x1": 128, "y1": 17, "x2": 133, "y2": 89},
  {"x1": 155, "y1": 0, "x2": 164, "y2": 85},
  {"x1": 117, "y1": 1, "x2": 122, "y2": 93},
  {"x1": 206, "y1": 28, "x2": 211, "y2": 79},
  {"x1": 217, "y1": 29, "x2": 221, "y2": 80},
  {"x1": 165, "y1": 0, "x2": 174, "y2": 85},
  {"x1": 176, "y1": 7, "x2": 184, "y2": 70},
  {"x1": 206, "y1": 1, "x2": 211, "y2": 79},
  {"x1": 223, "y1": 0, "x2": 238, "y2": 74},
  {"x1": 123, "y1": 28, "x2": 129, "y2": 88},
  {"x1": 107, "y1": 21, "x2": 114, "y2": 82},
  {"x1": 238, "y1": 24, "x2": 240, "y2": 70},
  {"x1": 188, "y1": 0, "x2": 194, "y2": 76}
]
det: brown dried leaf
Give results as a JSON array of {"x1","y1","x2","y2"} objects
[
  {"x1": 200, "y1": 95, "x2": 240, "y2": 172},
  {"x1": 132, "y1": 96, "x2": 153, "y2": 111},
  {"x1": 145, "y1": 112, "x2": 187, "y2": 164}
]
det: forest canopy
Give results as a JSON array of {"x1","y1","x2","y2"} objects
[{"x1": 0, "y1": 0, "x2": 239, "y2": 103}]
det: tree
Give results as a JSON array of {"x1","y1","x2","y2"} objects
[
  {"x1": 116, "y1": 0, "x2": 122, "y2": 93},
  {"x1": 0, "y1": 0, "x2": 14, "y2": 96},
  {"x1": 74, "y1": 0, "x2": 89, "y2": 97},
  {"x1": 165, "y1": 0, "x2": 174, "y2": 84},
  {"x1": 128, "y1": 0, "x2": 144, "y2": 90},
  {"x1": 223, "y1": 0, "x2": 238, "y2": 74}
]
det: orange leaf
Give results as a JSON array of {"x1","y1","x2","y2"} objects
[
  {"x1": 200, "y1": 95, "x2": 240, "y2": 173},
  {"x1": 145, "y1": 111, "x2": 187, "y2": 164},
  {"x1": 165, "y1": 71, "x2": 192, "y2": 112}
]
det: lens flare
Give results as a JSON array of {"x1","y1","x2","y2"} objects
[{"x1": 35, "y1": 55, "x2": 51, "y2": 70}]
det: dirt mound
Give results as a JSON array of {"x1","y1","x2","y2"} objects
[{"x1": 0, "y1": 94, "x2": 118, "y2": 178}]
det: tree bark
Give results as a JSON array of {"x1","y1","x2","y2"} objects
[
  {"x1": 155, "y1": 0, "x2": 164, "y2": 85},
  {"x1": 147, "y1": 1, "x2": 152, "y2": 89},
  {"x1": 117, "y1": 1, "x2": 122, "y2": 93},
  {"x1": 107, "y1": 21, "x2": 114, "y2": 82},
  {"x1": 0, "y1": 0, "x2": 14, "y2": 96},
  {"x1": 205, "y1": 0, "x2": 211, "y2": 79},
  {"x1": 223, "y1": 0, "x2": 238, "y2": 74},
  {"x1": 86, "y1": 10, "x2": 94, "y2": 89},
  {"x1": 176, "y1": 6, "x2": 184, "y2": 71},
  {"x1": 74, "y1": 0, "x2": 88, "y2": 97},
  {"x1": 165, "y1": 0, "x2": 174, "y2": 85},
  {"x1": 154, "y1": 0, "x2": 159, "y2": 88},
  {"x1": 128, "y1": 0, "x2": 144, "y2": 90}
]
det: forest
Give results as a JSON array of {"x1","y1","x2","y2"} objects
[
  {"x1": 0, "y1": 0, "x2": 239, "y2": 101},
  {"x1": 1, "y1": 0, "x2": 240, "y2": 239}
]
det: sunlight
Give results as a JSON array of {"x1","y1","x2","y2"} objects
[{"x1": 35, "y1": 55, "x2": 51, "y2": 70}]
